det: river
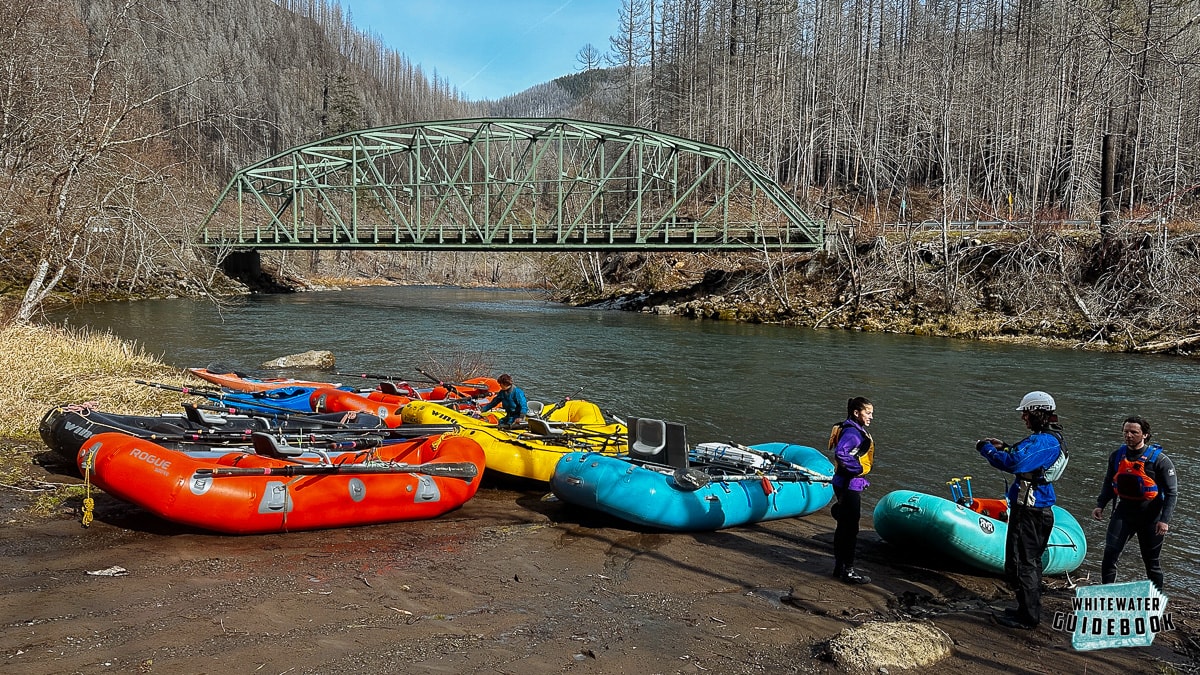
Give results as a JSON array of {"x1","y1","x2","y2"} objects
[{"x1": 52, "y1": 285, "x2": 1198, "y2": 596}]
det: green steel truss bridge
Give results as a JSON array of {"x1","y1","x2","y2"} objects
[{"x1": 198, "y1": 118, "x2": 824, "y2": 251}]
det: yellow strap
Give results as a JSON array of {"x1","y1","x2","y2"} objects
[{"x1": 81, "y1": 457, "x2": 95, "y2": 528}]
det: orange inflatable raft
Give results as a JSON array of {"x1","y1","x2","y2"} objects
[{"x1": 77, "y1": 431, "x2": 485, "y2": 534}]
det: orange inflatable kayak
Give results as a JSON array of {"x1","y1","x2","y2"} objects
[
  {"x1": 188, "y1": 367, "x2": 335, "y2": 392},
  {"x1": 77, "y1": 431, "x2": 485, "y2": 534}
]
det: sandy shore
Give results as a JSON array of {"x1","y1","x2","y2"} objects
[{"x1": 2, "y1": 448, "x2": 1196, "y2": 674}]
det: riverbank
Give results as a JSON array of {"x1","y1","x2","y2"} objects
[
  {"x1": 1, "y1": 323, "x2": 1198, "y2": 673},
  {"x1": 561, "y1": 227, "x2": 1200, "y2": 357},
  {"x1": 3, "y1": 440, "x2": 1198, "y2": 674}
]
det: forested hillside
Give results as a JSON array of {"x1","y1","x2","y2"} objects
[
  {"x1": 1, "y1": 0, "x2": 480, "y2": 321},
  {"x1": 607, "y1": 0, "x2": 1200, "y2": 223},
  {"x1": 1, "y1": 0, "x2": 1197, "y2": 350}
]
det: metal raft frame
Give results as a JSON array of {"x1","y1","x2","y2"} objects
[{"x1": 198, "y1": 118, "x2": 824, "y2": 251}]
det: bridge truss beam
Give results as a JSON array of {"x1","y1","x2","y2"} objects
[{"x1": 198, "y1": 118, "x2": 824, "y2": 251}]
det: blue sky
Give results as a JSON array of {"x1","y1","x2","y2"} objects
[{"x1": 337, "y1": 1, "x2": 623, "y2": 101}]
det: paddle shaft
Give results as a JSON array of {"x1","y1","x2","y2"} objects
[
  {"x1": 195, "y1": 403, "x2": 373, "y2": 429},
  {"x1": 136, "y1": 379, "x2": 223, "y2": 395},
  {"x1": 194, "y1": 461, "x2": 479, "y2": 480}
]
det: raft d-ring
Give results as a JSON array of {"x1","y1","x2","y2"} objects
[{"x1": 564, "y1": 477, "x2": 583, "y2": 486}]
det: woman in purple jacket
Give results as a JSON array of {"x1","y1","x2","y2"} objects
[{"x1": 829, "y1": 397, "x2": 875, "y2": 584}]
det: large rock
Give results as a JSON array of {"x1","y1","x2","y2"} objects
[
  {"x1": 261, "y1": 350, "x2": 335, "y2": 370},
  {"x1": 828, "y1": 621, "x2": 953, "y2": 673}
]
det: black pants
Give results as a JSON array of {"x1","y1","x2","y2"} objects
[
  {"x1": 1005, "y1": 505, "x2": 1054, "y2": 625},
  {"x1": 1102, "y1": 504, "x2": 1165, "y2": 589},
  {"x1": 832, "y1": 486, "x2": 862, "y2": 571}
]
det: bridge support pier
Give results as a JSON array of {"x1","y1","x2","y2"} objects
[{"x1": 219, "y1": 250, "x2": 297, "y2": 293}]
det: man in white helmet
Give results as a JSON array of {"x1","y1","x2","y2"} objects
[{"x1": 976, "y1": 390, "x2": 1065, "y2": 630}]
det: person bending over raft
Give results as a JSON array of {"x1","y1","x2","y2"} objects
[
  {"x1": 829, "y1": 397, "x2": 875, "y2": 585},
  {"x1": 481, "y1": 373, "x2": 528, "y2": 429}
]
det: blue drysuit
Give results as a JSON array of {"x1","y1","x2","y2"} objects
[{"x1": 482, "y1": 386, "x2": 528, "y2": 426}]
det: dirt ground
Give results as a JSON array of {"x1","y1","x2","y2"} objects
[{"x1": 2, "y1": 447, "x2": 1197, "y2": 675}]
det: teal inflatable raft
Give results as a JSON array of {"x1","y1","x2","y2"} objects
[
  {"x1": 551, "y1": 438, "x2": 835, "y2": 531},
  {"x1": 872, "y1": 489, "x2": 1087, "y2": 575}
]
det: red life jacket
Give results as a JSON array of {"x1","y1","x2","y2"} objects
[{"x1": 1112, "y1": 444, "x2": 1162, "y2": 501}]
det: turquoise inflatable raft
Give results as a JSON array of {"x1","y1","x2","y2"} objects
[
  {"x1": 872, "y1": 489, "x2": 1087, "y2": 575},
  {"x1": 551, "y1": 440, "x2": 834, "y2": 531}
]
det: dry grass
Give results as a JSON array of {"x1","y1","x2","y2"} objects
[{"x1": 0, "y1": 323, "x2": 192, "y2": 439}]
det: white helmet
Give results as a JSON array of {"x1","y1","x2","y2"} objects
[{"x1": 1016, "y1": 391, "x2": 1056, "y2": 412}]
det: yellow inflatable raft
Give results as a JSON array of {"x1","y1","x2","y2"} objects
[{"x1": 401, "y1": 399, "x2": 626, "y2": 482}]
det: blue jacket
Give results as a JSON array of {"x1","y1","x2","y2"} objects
[
  {"x1": 482, "y1": 386, "x2": 527, "y2": 425},
  {"x1": 977, "y1": 431, "x2": 1061, "y2": 508}
]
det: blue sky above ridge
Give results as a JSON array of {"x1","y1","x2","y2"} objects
[{"x1": 338, "y1": 0, "x2": 623, "y2": 101}]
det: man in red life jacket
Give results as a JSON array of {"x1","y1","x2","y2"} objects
[{"x1": 1092, "y1": 415, "x2": 1178, "y2": 590}]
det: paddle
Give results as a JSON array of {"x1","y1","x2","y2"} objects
[
  {"x1": 415, "y1": 368, "x2": 489, "y2": 396},
  {"x1": 335, "y1": 370, "x2": 419, "y2": 382},
  {"x1": 193, "y1": 460, "x2": 479, "y2": 480}
]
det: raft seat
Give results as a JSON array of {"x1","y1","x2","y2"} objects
[
  {"x1": 526, "y1": 417, "x2": 564, "y2": 438},
  {"x1": 251, "y1": 433, "x2": 306, "y2": 459},
  {"x1": 627, "y1": 417, "x2": 688, "y2": 469},
  {"x1": 182, "y1": 403, "x2": 229, "y2": 427}
]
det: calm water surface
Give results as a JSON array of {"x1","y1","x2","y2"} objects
[{"x1": 53, "y1": 286, "x2": 1199, "y2": 596}]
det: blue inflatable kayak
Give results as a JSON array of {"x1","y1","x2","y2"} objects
[
  {"x1": 872, "y1": 489, "x2": 1087, "y2": 575},
  {"x1": 207, "y1": 386, "x2": 353, "y2": 413}
]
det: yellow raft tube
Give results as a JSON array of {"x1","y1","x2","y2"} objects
[{"x1": 401, "y1": 399, "x2": 627, "y2": 482}]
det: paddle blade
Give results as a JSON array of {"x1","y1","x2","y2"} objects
[{"x1": 672, "y1": 467, "x2": 711, "y2": 491}]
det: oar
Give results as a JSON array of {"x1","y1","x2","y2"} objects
[
  {"x1": 335, "y1": 370, "x2": 418, "y2": 382},
  {"x1": 141, "y1": 380, "x2": 317, "y2": 415},
  {"x1": 382, "y1": 424, "x2": 459, "y2": 438},
  {"x1": 542, "y1": 386, "x2": 587, "y2": 415},
  {"x1": 136, "y1": 379, "x2": 224, "y2": 395},
  {"x1": 142, "y1": 380, "x2": 347, "y2": 420},
  {"x1": 728, "y1": 442, "x2": 833, "y2": 483},
  {"x1": 151, "y1": 433, "x2": 385, "y2": 449},
  {"x1": 193, "y1": 461, "x2": 479, "y2": 480},
  {"x1": 192, "y1": 403, "x2": 374, "y2": 429}
]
